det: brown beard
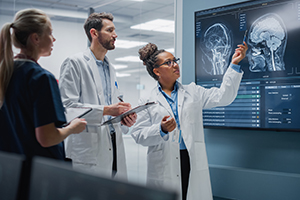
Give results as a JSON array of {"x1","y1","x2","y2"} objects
[{"x1": 98, "y1": 35, "x2": 115, "y2": 50}]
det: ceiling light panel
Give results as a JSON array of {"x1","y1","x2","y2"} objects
[
  {"x1": 115, "y1": 40, "x2": 147, "y2": 49},
  {"x1": 115, "y1": 56, "x2": 141, "y2": 62},
  {"x1": 131, "y1": 19, "x2": 174, "y2": 33},
  {"x1": 113, "y1": 64, "x2": 128, "y2": 69},
  {"x1": 116, "y1": 72, "x2": 131, "y2": 77}
]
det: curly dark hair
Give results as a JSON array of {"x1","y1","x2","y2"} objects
[
  {"x1": 138, "y1": 43, "x2": 165, "y2": 80},
  {"x1": 84, "y1": 12, "x2": 114, "y2": 42}
]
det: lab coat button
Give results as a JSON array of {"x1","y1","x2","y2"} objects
[
  {"x1": 177, "y1": 175, "x2": 179, "y2": 177},
  {"x1": 109, "y1": 148, "x2": 111, "y2": 151},
  {"x1": 176, "y1": 157, "x2": 178, "y2": 159}
]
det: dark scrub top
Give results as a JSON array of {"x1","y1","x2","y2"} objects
[{"x1": 0, "y1": 59, "x2": 66, "y2": 160}]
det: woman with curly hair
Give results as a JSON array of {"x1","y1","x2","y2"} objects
[{"x1": 131, "y1": 42, "x2": 247, "y2": 200}]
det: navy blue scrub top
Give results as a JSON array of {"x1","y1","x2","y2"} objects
[{"x1": 0, "y1": 59, "x2": 66, "y2": 160}]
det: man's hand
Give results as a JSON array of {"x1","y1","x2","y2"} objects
[
  {"x1": 121, "y1": 113, "x2": 137, "y2": 127},
  {"x1": 103, "y1": 102, "x2": 131, "y2": 116}
]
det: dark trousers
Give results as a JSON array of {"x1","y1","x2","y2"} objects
[
  {"x1": 111, "y1": 131, "x2": 117, "y2": 177},
  {"x1": 180, "y1": 149, "x2": 191, "y2": 200}
]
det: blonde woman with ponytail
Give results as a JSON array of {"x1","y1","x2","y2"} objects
[{"x1": 0, "y1": 8, "x2": 86, "y2": 160}]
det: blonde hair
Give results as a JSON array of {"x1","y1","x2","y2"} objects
[{"x1": 0, "y1": 8, "x2": 48, "y2": 106}]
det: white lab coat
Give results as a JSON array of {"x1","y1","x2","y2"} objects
[
  {"x1": 131, "y1": 67, "x2": 243, "y2": 200},
  {"x1": 59, "y1": 49, "x2": 128, "y2": 180}
]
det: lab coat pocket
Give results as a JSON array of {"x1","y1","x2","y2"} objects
[
  {"x1": 194, "y1": 142, "x2": 209, "y2": 171},
  {"x1": 147, "y1": 150, "x2": 164, "y2": 181},
  {"x1": 71, "y1": 131, "x2": 98, "y2": 164}
]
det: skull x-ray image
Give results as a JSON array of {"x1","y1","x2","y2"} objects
[
  {"x1": 200, "y1": 23, "x2": 232, "y2": 75},
  {"x1": 247, "y1": 13, "x2": 287, "y2": 72}
]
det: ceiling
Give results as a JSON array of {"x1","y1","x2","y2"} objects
[{"x1": 0, "y1": 0, "x2": 175, "y2": 78}]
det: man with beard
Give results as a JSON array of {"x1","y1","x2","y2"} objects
[{"x1": 59, "y1": 12, "x2": 137, "y2": 180}]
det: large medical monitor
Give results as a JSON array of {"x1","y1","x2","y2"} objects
[{"x1": 195, "y1": 0, "x2": 300, "y2": 132}]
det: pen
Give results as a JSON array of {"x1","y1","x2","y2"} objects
[
  {"x1": 243, "y1": 30, "x2": 248, "y2": 43},
  {"x1": 118, "y1": 96, "x2": 124, "y2": 102}
]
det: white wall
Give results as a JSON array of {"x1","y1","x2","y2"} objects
[
  {"x1": 0, "y1": 15, "x2": 13, "y2": 26},
  {"x1": 39, "y1": 19, "x2": 87, "y2": 79},
  {"x1": 139, "y1": 73, "x2": 156, "y2": 100}
]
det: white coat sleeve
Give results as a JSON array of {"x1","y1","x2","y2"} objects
[
  {"x1": 121, "y1": 125, "x2": 129, "y2": 134},
  {"x1": 59, "y1": 57, "x2": 104, "y2": 124},
  {"x1": 199, "y1": 67, "x2": 243, "y2": 109},
  {"x1": 130, "y1": 99, "x2": 169, "y2": 146}
]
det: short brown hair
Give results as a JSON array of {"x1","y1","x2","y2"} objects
[{"x1": 84, "y1": 12, "x2": 114, "y2": 42}]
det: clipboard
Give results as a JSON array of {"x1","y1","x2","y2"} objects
[
  {"x1": 63, "y1": 107, "x2": 92, "y2": 126},
  {"x1": 101, "y1": 102, "x2": 156, "y2": 126}
]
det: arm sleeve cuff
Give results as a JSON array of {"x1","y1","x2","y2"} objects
[
  {"x1": 230, "y1": 63, "x2": 242, "y2": 73},
  {"x1": 160, "y1": 127, "x2": 169, "y2": 137}
]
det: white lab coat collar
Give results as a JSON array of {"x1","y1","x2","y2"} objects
[
  {"x1": 83, "y1": 49, "x2": 117, "y2": 105},
  {"x1": 83, "y1": 49, "x2": 104, "y2": 105}
]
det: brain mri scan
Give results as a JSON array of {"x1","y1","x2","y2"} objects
[
  {"x1": 247, "y1": 13, "x2": 287, "y2": 72},
  {"x1": 200, "y1": 23, "x2": 232, "y2": 75}
]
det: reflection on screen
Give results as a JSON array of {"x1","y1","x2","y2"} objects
[{"x1": 195, "y1": 0, "x2": 300, "y2": 132}]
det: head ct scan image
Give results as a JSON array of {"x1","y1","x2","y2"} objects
[
  {"x1": 195, "y1": 0, "x2": 300, "y2": 131},
  {"x1": 200, "y1": 23, "x2": 233, "y2": 75},
  {"x1": 248, "y1": 13, "x2": 287, "y2": 72}
]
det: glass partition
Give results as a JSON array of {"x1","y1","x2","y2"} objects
[{"x1": 0, "y1": 0, "x2": 174, "y2": 186}]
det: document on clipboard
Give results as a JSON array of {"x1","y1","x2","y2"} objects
[
  {"x1": 63, "y1": 107, "x2": 92, "y2": 126},
  {"x1": 101, "y1": 102, "x2": 156, "y2": 126}
]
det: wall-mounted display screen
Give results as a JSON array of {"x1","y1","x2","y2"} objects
[{"x1": 195, "y1": 0, "x2": 300, "y2": 131}]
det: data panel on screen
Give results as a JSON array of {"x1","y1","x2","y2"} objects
[{"x1": 195, "y1": 0, "x2": 300, "y2": 131}]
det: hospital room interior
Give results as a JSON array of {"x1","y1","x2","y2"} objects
[{"x1": 0, "y1": 0, "x2": 299, "y2": 200}]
